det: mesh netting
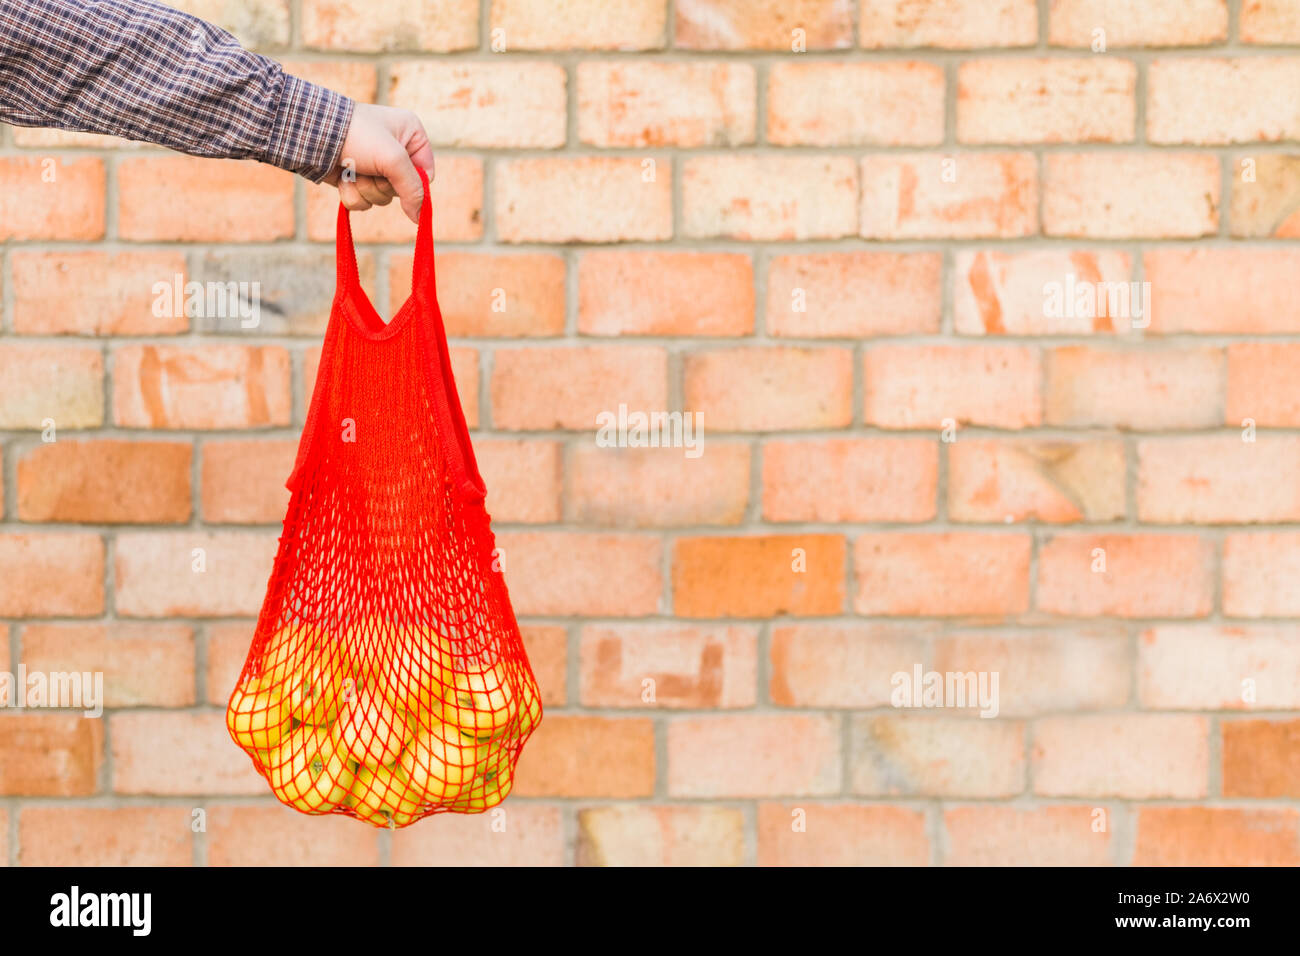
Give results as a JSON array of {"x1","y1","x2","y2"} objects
[{"x1": 227, "y1": 169, "x2": 540, "y2": 827}]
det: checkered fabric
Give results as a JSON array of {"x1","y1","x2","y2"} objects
[{"x1": 0, "y1": 0, "x2": 353, "y2": 181}]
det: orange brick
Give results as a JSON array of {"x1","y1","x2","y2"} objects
[
  {"x1": 1241, "y1": 0, "x2": 1300, "y2": 42},
  {"x1": 762, "y1": 438, "x2": 937, "y2": 523},
  {"x1": 579, "y1": 61, "x2": 755, "y2": 147},
  {"x1": 0, "y1": 534, "x2": 103, "y2": 617},
  {"x1": 851, "y1": 716, "x2": 1026, "y2": 797},
  {"x1": 1139, "y1": 625, "x2": 1300, "y2": 709},
  {"x1": 114, "y1": 532, "x2": 276, "y2": 617},
  {"x1": 769, "y1": 62, "x2": 944, "y2": 146},
  {"x1": 118, "y1": 157, "x2": 292, "y2": 240},
  {"x1": 1043, "y1": 153, "x2": 1220, "y2": 238},
  {"x1": 514, "y1": 716, "x2": 655, "y2": 797},
  {"x1": 944, "y1": 806, "x2": 1112, "y2": 866},
  {"x1": 496, "y1": 532, "x2": 662, "y2": 617},
  {"x1": 113, "y1": 345, "x2": 291, "y2": 429},
  {"x1": 391, "y1": 804, "x2": 565, "y2": 866},
  {"x1": 948, "y1": 439, "x2": 1126, "y2": 523},
  {"x1": 1138, "y1": 436, "x2": 1300, "y2": 524},
  {"x1": 934, "y1": 629, "x2": 1130, "y2": 716},
  {"x1": 767, "y1": 252, "x2": 942, "y2": 337},
  {"x1": 181, "y1": 0, "x2": 289, "y2": 47},
  {"x1": 17, "y1": 440, "x2": 191, "y2": 523},
  {"x1": 1038, "y1": 533, "x2": 1214, "y2": 618},
  {"x1": 391, "y1": 253, "x2": 566, "y2": 338},
  {"x1": 758, "y1": 803, "x2": 928, "y2": 866},
  {"x1": 19, "y1": 807, "x2": 191, "y2": 866},
  {"x1": 521, "y1": 624, "x2": 567, "y2": 707},
  {"x1": 305, "y1": 156, "x2": 483, "y2": 244},
  {"x1": 278, "y1": 59, "x2": 378, "y2": 100},
  {"x1": 11, "y1": 127, "x2": 133, "y2": 149},
  {"x1": 1033, "y1": 715, "x2": 1209, "y2": 797},
  {"x1": 11, "y1": 250, "x2": 188, "y2": 335},
  {"x1": 200, "y1": 439, "x2": 296, "y2": 524},
  {"x1": 475, "y1": 439, "x2": 562, "y2": 523},
  {"x1": 577, "y1": 806, "x2": 744, "y2": 866},
  {"x1": 854, "y1": 532, "x2": 1031, "y2": 617},
  {"x1": 958, "y1": 58, "x2": 1136, "y2": 144},
  {"x1": 859, "y1": 152, "x2": 1037, "y2": 239},
  {"x1": 862, "y1": 0, "x2": 1037, "y2": 48},
  {"x1": 302, "y1": 0, "x2": 478, "y2": 51},
  {"x1": 389, "y1": 61, "x2": 566, "y2": 148},
  {"x1": 205, "y1": 621, "x2": 255, "y2": 705},
  {"x1": 1135, "y1": 808, "x2": 1300, "y2": 866},
  {"x1": 566, "y1": 443, "x2": 749, "y2": 527},
  {"x1": 579, "y1": 251, "x2": 754, "y2": 336},
  {"x1": 110, "y1": 712, "x2": 267, "y2": 794},
  {"x1": 673, "y1": 535, "x2": 845, "y2": 618},
  {"x1": 1149, "y1": 58, "x2": 1300, "y2": 144},
  {"x1": 953, "y1": 249, "x2": 1134, "y2": 335},
  {"x1": 206, "y1": 806, "x2": 380, "y2": 865},
  {"x1": 864, "y1": 344, "x2": 1041, "y2": 429},
  {"x1": 770, "y1": 623, "x2": 931, "y2": 708},
  {"x1": 496, "y1": 157, "x2": 672, "y2": 243},
  {"x1": 1150, "y1": 249, "x2": 1300, "y2": 332},
  {"x1": 1222, "y1": 719, "x2": 1300, "y2": 798},
  {"x1": 22, "y1": 623, "x2": 195, "y2": 708},
  {"x1": 1045, "y1": 346, "x2": 1224, "y2": 429},
  {"x1": 490, "y1": 346, "x2": 667, "y2": 430},
  {"x1": 683, "y1": 155, "x2": 857, "y2": 240},
  {"x1": 1233, "y1": 157, "x2": 1300, "y2": 237},
  {"x1": 0, "y1": 345, "x2": 103, "y2": 429},
  {"x1": 683, "y1": 347, "x2": 853, "y2": 430},
  {"x1": 1227, "y1": 343, "x2": 1300, "y2": 424},
  {"x1": 0, "y1": 157, "x2": 105, "y2": 239},
  {"x1": 579, "y1": 624, "x2": 758, "y2": 708},
  {"x1": 492, "y1": 0, "x2": 666, "y2": 50},
  {"x1": 676, "y1": 0, "x2": 852, "y2": 50},
  {"x1": 668, "y1": 715, "x2": 840, "y2": 797},
  {"x1": 0, "y1": 714, "x2": 102, "y2": 795},
  {"x1": 1224, "y1": 533, "x2": 1300, "y2": 617},
  {"x1": 1050, "y1": 0, "x2": 1228, "y2": 46}
]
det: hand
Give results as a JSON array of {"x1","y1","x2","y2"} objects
[{"x1": 324, "y1": 103, "x2": 436, "y2": 223}]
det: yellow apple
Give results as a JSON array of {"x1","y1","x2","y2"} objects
[
  {"x1": 396, "y1": 722, "x2": 479, "y2": 805},
  {"x1": 284, "y1": 655, "x2": 351, "y2": 726},
  {"x1": 381, "y1": 630, "x2": 449, "y2": 717},
  {"x1": 226, "y1": 681, "x2": 290, "y2": 752},
  {"x1": 350, "y1": 763, "x2": 420, "y2": 828},
  {"x1": 513, "y1": 677, "x2": 542, "y2": 740},
  {"x1": 253, "y1": 622, "x2": 315, "y2": 690},
  {"x1": 331, "y1": 683, "x2": 412, "y2": 768},
  {"x1": 448, "y1": 753, "x2": 515, "y2": 814},
  {"x1": 439, "y1": 666, "x2": 519, "y2": 743},
  {"x1": 268, "y1": 725, "x2": 355, "y2": 814}
]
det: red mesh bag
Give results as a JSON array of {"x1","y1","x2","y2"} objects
[{"x1": 227, "y1": 169, "x2": 541, "y2": 827}]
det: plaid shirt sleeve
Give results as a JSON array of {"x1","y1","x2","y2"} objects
[{"x1": 0, "y1": 0, "x2": 354, "y2": 182}]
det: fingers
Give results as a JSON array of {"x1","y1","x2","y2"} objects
[
  {"x1": 339, "y1": 175, "x2": 397, "y2": 211},
  {"x1": 377, "y1": 146, "x2": 425, "y2": 224},
  {"x1": 338, "y1": 177, "x2": 369, "y2": 211}
]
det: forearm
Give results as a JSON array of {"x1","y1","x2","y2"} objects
[{"x1": 0, "y1": 0, "x2": 352, "y2": 181}]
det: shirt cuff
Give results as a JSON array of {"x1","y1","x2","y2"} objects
[{"x1": 264, "y1": 73, "x2": 354, "y2": 183}]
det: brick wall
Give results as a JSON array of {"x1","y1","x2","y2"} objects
[{"x1": 2, "y1": 0, "x2": 1300, "y2": 866}]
